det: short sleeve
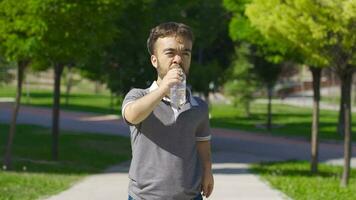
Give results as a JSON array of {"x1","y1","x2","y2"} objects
[
  {"x1": 121, "y1": 88, "x2": 147, "y2": 125},
  {"x1": 195, "y1": 102, "x2": 212, "y2": 141}
]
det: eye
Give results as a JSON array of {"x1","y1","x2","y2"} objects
[{"x1": 165, "y1": 52, "x2": 174, "y2": 57}]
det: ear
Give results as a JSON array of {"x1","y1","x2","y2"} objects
[{"x1": 151, "y1": 55, "x2": 158, "y2": 69}]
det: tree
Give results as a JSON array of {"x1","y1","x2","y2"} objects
[
  {"x1": 223, "y1": 0, "x2": 285, "y2": 131},
  {"x1": 245, "y1": 0, "x2": 330, "y2": 175},
  {"x1": 62, "y1": 65, "x2": 80, "y2": 106},
  {"x1": 34, "y1": 0, "x2": 122, "y2": 160},
  {"x1": 246, "y1": 0, "x2": 356, "y2": 186},
  {"x1": 184, "y1": 0, "x2": 234, "y2": 101},
  {"x1": 0, "y1": 0, "x2": 45, "y2": 168},
  {"x1": 251, "y1": 52, "x2": 282, "y2": 130},
  {"x1": 223, "y1": 44, "x2": 258, "y2": 117},
  {"x1": 87, "y1": 0, "x2": 233, "y2": 101}
]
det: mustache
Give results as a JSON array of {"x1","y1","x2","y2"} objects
[
  {"x1": 167, "y1": 64, "x2": 188, "y2": 75},
  {"x1": 170, "y1": 64, "x2": 182, "y2": 69}
]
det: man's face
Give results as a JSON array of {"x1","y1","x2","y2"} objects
[{"x1": 150, "y1": 36, "x2": 192, "y2": 80}]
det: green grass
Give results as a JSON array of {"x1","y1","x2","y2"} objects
[
  {"x1": 0, "y1": 85, "x2": 122, "y2": 115},
  {"x1": 1, "y1": 84, "x2": 354, "y2": 141},
  {"x1": 321, "y1": 96, "x2": 356, "y2": 107},
  {"x1": 210, "y1": 103, "x2": 356, "y2": 141},
  {"x1": 251, "y1": 161, "x2": 356, "y2": 200},
  {"x1": 0, "y1": 123, "x2": 131, "y2": 200},
  {"x1": 322, "y1": 96, "x2": 340, "y2": 105}
]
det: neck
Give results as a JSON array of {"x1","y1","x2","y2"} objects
[{"x1": 156, "y1": 77, "x2": 162, "y2": 86}]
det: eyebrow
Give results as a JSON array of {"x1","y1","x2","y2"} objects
[{"x1": 163, "y1": 48, "x2": 191, "y2": 52}]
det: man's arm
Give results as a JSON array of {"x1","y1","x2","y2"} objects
[
  {"x1": 124, "y1": 68, "x2": 182, "y2": 125},
  {"x1": 124, "y1": 88, "x2": 166, "y2": 125},
  {"x1": 197, "y1": 140, "x2": 214, "y2": 198}
]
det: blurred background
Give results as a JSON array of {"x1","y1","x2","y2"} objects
[{"x1": 0, "y1": 0, "x2": 356, "y2": 199}]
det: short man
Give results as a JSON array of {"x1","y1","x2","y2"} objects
[{"x1": 122, "y1": 22, "x2": 214, "y2": 200}]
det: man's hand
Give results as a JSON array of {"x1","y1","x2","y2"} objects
[
  {"x1": 158, "y1": 67, "x2": 184, "y2": 95},
  {"x1": 201, "y1": 170, "x2": 214, "y2": 198},
  {"x1": 197, "y1": 141, "x2": 213, "y2": 198},
  {"x1": 123, "y1": 67, "x2": 184, "y2": 125}
]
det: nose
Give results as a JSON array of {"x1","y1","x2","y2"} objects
[{"x1": 172, "y1": 54, "x2": 182, "y2": 65}]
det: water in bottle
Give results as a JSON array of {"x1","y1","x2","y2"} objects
[{"x1": 170, "y1": 73, "x2": 186, "y2": 108}]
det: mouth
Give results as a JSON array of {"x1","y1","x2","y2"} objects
[{"x1": 170, "y1": 64, "x2": 181, "y2": 69}]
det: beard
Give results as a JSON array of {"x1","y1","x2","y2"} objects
[
  {"x1": 156, "y1": 61, "x2": 167, "y2": 80},
  {"x1": 156, "y1": 60, "x2": 188, "y2": 80}
]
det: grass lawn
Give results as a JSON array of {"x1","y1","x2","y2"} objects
[
  {"x1": 322, "y1": 96, "x2": 340, "y2": 105},
  {"x1": 2, "y1": 84, "x2": 354, "y2": 141},
  {"x1": 210, "y1": 103, "x2": 356, "y2": 141},
  {"x1": 0, "y1": 123, "x2": 131, "y2": 200},
  {"x1": 251, "y1": 161, "x2": 356, "y2": 200},
  {"x1": 0, "y1": 85, "x2": 122, "y2": 115}
]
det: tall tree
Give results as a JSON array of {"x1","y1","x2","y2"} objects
[
  {"x1": 251, "y1": 53, "x2": 282, "y2": 130},
  {"x1": 35, "y1": 0, "x2": 121, "y2": 160},
  {"x1": 245, "y1": 0, "x2": 330, "y2": 175},
  {"x1": 0, "y1": 0, "x2": 45, "y2": 168},
  {"x1": 246, "y1": 0, "x2": 356, "y2": 186},
  {"x1": 88, "y1": 0, "x2": 233, "y2": 100},
  {"x1": 223, "y1": 44, "x2": 259, "y2": 117},
  {"x1": 223, "y1": 0, "x2": 285, "y2": 131},
  {"x1": 184, "y1": 0, "x2": 234, "y2": 101}
]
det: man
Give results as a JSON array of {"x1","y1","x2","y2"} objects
[{"x1": 122, "y1": 22, "x2": 214, "y2": 200}]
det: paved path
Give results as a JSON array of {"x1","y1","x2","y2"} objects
[
  {"x1": 255, "y1": 96, "x2": 356, "y2": 113},
  {"x1": 1, "y1": 102, "x2": 356, "y2": 200},
  {"x1": 44, "y1": 162, "x2": 288, "y2": 200}
]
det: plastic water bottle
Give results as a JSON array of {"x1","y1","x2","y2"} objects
[{"x1": 170, "y1": 73, "x2": 186, "y2": 108}]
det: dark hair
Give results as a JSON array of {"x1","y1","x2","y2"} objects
[{"x1": 147, "y1": 22, "x2": 194, "y2": 55}]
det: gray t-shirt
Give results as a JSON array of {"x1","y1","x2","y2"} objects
[{"x1": 122, "y1": 83, "x2": 212, "y2": 200}]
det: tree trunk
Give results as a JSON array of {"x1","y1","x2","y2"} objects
[
  {"x1": 352, "y1": 73, "x2": 356, "y2": 106},
  {"x1": 3, "y1": 60, "x2": 27, "y2": 169},
  {"x1": 245, "y1": 101, "x2": 251, "y2": 118},
  {"x1": 110, "y1": 91, "x2": 114, "y2": 112},
  {"x1": 65, "y1": 66, "x2": 73, "y2": 106},
  {"x1": 338, "y1": 86, "x2": 345, "y2": 136},
  {"x1": 94, "y1": 81, "x2": 100, "y2": 94},
  {"x1": 310, "y1": 66, "x2": 321, "y2": 173},
  {"x1": 266, "y1": 86, "x2": 273, "y2": 131},
  {"x1": 52, "y1": 63, "x2": 64, "y2": 161},
  {"x1": 340, "y1": 66, "x2": 353, "y2": 187}
]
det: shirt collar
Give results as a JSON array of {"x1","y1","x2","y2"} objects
[{"x1": 148, "y1": 81, "x2": 199, "y2": 106}]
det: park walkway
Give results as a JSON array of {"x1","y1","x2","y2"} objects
[{"x1": 1, "y1": 101, "x2": 356, "y2": 199}]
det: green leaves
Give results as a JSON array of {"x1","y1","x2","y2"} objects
[
  {"x1": 1, "y1": 0, "x2": 234, "y2": 95},
  {"x1": 0, "y1": 0, "x2": 46, "y2": 62},
  {"x1": 223, "y1": 43, "x2": 258, "y2": 110},
  {"x1": 246, "y1": 0, "x2": 356, "y2": 68},
  {"x1": 37, "y1": 0, "x2": 120, "y2": 65}
]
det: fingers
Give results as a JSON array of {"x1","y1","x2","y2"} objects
[
  {"x1": 159, "y1": 68, "x2": 185, "y2": 93},
  {"x1": 201, "y1": 182, "x2": 213, "y2": 198},
  {"x1": 206, "y1": 183, "x2": 213, "y2": 198},
  {"x1": 166, "y1": 68, "x2": 184, "y2": 82},
  {"x1": 202, "y1": 184, "x2": 208, "y2": 197}
]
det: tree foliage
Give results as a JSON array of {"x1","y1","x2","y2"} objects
[
  {"x1": 246, "y1": 0, "x2": 356, "y2": 67},
  {"x1": 0, "y1": 0, "x2": 45, "y2": 63},
  {"x1": 246, "y1": 0, "x2": 356, "y2": 186},
  {"x1": 224, "y1": 0, "x2": 285, "y2": 127},
  {"x1": 84, "y1": 0, "x2": 234, "y2": 96},
  {"x1": 0, "y1": 0, "x2": 47, "y2": 168},
  {"x1": 223, "y1": 44, "x2": 258, "y2": 116}
]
